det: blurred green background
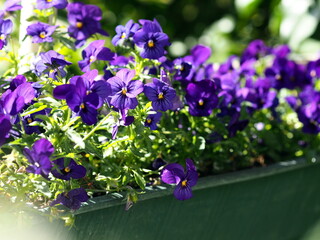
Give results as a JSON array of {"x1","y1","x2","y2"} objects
[{"x1": 79, "y1": 0, "x2": 320, "y2": 62}]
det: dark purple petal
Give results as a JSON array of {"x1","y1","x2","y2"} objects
[
  {"x1": 190, "y1": 44, "x2": 211, "y2": 67},
  {"x1": 173, "y1": 184, "x2": 193, "y2": 200},
  {"x1": 91, "y1": 80, "x2": 112, "y2": 99},
  {"x1": 0, "y1": 114, "x2": 11, "y2": 146},
  {"x1": 161, "y1": 163, "x2": 184, "y2": 184},
  {"x1": 53, "y1": 84, "x2": 74, "y2": 100},
  {"x1": 33, "y1": 138, "x2": 55, "y2": 156}
]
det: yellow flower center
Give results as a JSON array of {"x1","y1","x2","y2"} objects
[
  {"x1": 198, "y1": 99, "x2": 204, "y2": 106},
  {"x1": 85, "y1": 153, "x2": 90, "y2": 158},
  {"x1": 39, "y1": 32, "x2": 46, "y2": 39},
  {"x1": 121, "y1": 33, "x2": 126, "y2": 39},
  {"x1": 64, "y1": 167, "x2": 71, "y2": 173},
  {"x1": 158, "y1": 92, "x2": 164, "y2": 99},
  {"x1": 76, "y1": 22, "x2": 83, "y2": 29},
  {"x1": 121, "y1": 87, "x2": 127, "y2": 95},
  {"x1": 47, "y1": 0, "x2": 53, "y2": 2},
  {"x1": 181, "y1": 180, "x2": 187, "y2": 187},
  {"x1": 89, "y1": 56, "x2": 96, "y2": 63},
  {"x1": 146, "y1": 118, "x2": 152, "y2": 124},
  {"x1": 80, "y1": 103, "x2": 86, "y2": 109},
  {"x1": 148, "y1": 40, "x2": 155, "y2": 48},
  {"x1": 27, "y1": 117, "x2": 33, "y2": 124},
  {"x1": 0, "y1": 34, "x2": 5, "y2": 40}
]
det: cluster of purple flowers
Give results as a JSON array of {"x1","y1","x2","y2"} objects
[
  {"x1": 112, "y1": 19, "x2": 170, "y2": 60},
  {"x1": 24, "y1": 138, "x2": 88, "y2": 210},
  {"x1": 2, "y1": 0, "x2": 320, "y2": 211}
]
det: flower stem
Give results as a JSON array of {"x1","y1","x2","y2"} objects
[{"x1": 75, "y1": 112, "x2": 112, "y2": 149}]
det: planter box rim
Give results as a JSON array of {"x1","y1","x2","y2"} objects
[{"x1": 75, "y1": 158, "x2": 319, "y2": 215}]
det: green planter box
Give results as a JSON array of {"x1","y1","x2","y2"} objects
[
  {"x1": 52, "y1": 160, "x2": 320, "y2": 240},
  {"x1": 4, "y1": 160, "x2": 320, "y2": 240}
]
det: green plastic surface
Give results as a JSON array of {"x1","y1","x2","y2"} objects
[{"x1": 29, "y1": 161, "x2": 320, "y2": 239}]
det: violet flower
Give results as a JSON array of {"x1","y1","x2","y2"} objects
[
  {"x1": 241, "y1": 39, "x2": 269, "y2": 63},
  {"x1": 54, "y1": 69, "x2": 111, "y2": 107},
  {"x1": 8, "y1": 75, "x2": 26, "y2": 91},
  {"x1": 112, "y1": 19, "x2": 140, "y2": 47},
  {"x1": 144, "y1": 78, "x2": 176, "y2": 111},
  {"x1": 60, "y1": 76, "x2": 100, "y2": 125},
  {"x1": 23, "y1": 138, "x2": 54, "y2": 179},
  {"x1": 36, "y1": 0, "x2": 68, "y2": 10},
  {"x1": 144, "y1": 111, "x2": 162, "y2": 130},
  {"x1": 4, "y1": 0, "x2": 22, "y2": 12},
  {"x1": 51, "y1": 158, "x2": 86, "y2": 180},
  {"x1": 133, "y1": 19, "x2": 170, "y2": 59},
  {"x1": 0, "y1": 18, "x2": 13, "y2": 50},
  {"x1": 112, "y1": 109, "x2": 135, "y2": 139},
  {"x1": 50, "y1": 188, "x2": 89, "y2": 210},
  {"x1": 67, "y1": 2, "x2": 108, "y2": 48},
  {"x1": 0, "y1": 82, "x2": 36, "y2": 116},
  {"x1": 33, "y1": 50, "x2": 71, "y2": 79},
  {"x1": 173, "y1": 58, "x2": 192, "y2": 81},
  {"x1": 0, "y1": 114, "x2": 11, "y2": 147},
  {"x1": 26, "y1": 22, "x2": 57, "y2": 43},
  {"x1": 161, "y1": 159, "x2": 198, "y2": 200},
  {"x1": 184, "y1": 44, "x2": 211, "y2": 68},
  {"x1": 78, "y1": 40, "x2": 114, "y2": 72},
  {"x1": 107, "y1": 69, "x2": 143, "y2": 110},
  {"x1": 185, "y1": 80, "x2": 219, "y2": 117},
  {"x1": 23, "y1": 108, "x2": 50, "y2": 135}
]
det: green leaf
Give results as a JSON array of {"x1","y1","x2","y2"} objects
[
  {"x1": 60, "y1": 37, "x2": 76, "y2": 51},
  {"x1": 130, "y1": 144, "x2": 145, "y2": 157},
  {"x1": 20, "y1": 104, "x2": 48, "y2": 117},
  {"x1": 132, "y1": 170, "x2": 146, "y2": 190},
  {"x1": 66, "y1": 129, "x2": 85, "y2": 149}
]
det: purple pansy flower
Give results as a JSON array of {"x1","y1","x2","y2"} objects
[
  {"x1": 287, "y1": 86, "x2": 320, "y2": 134},
  {"x1": 144, "y1": 111, "x2": 162, "y2": 130},
  {"x1": 0, "y1": 114, "x2": 11, "y2": 147},
  {"x1": 112, "y1": 19, "x2": 140, "y2": 47},
  {"x1": 133, "y1": 19, "x2": 170, "y2": 59},
  {"x1": 144, "y1": 78, "x2": 176, "y2": 111},
  {"x1": 184, "y1": 44, "x2": 212, "y2": 68},
  {"x1": 8, "y1": 75, "x2": 26, "y2": 91},
  {"x1": 111, "y1": 109, "x2": 135, "y2": 139},
  {"x1": 57, "y1": 76, "x2": 100, "y2": 125},
  {"x1": 78, "y1": 40, "x2": 114, "y2": 72},
  {"x1": 51, "y1": 158, "x2": 86, "y2": 180},
  {"x1": 23, "y1": 138, "x2": 54, "y2": 179},
  {"x1": 36, "y1": 0, "x2": 68, "y2": 10},
  {"x1": 108, "y1": 69, "x2": 143, "y2": 110},
  {"x1": 161, "y1": 159, "x2": 198, "y2": 201},
  {"x1": 67, "y1": 2, "x2": 108, "y2": 48},
  {"x1": 241, "y1": 39, "x2": 269, "y2": 63},
  {"x1": 54, "y1": 70, "x2": 111, "y2": 106},
  {"x1": 33, "y1": 50, "x2": 71, "y2": 79},
  {"x1": 26, "y1": 22, "x2": 57, "y2": 43},
  {"x1": 0, "y1": 18, "x2": 13, "y2": 50},
  {"x1": 4, "y1": 0, "x2": 22, "y2": 12},
  {"x1": 0, "y1": 82, "x2": 36, "y2": 116},
  {"x1": 23, "y1": 108, "x2": 50, "y2": 135},
  {"x1": 185, "y1": 79, "x2": 219, "y2": 117},
  {"x1": 50, "y1": 188, "x2": 89, "y2": 210},
  {"x1": 173, "y1": 58, "x2": 192, "y2": 81}
]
